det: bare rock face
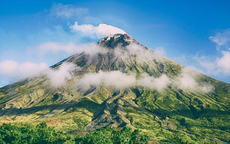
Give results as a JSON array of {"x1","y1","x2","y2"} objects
[{"x1": 98, "y1": 33, "x2": 135, "y2": 48}]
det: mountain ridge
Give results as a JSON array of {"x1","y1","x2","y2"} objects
[{"x1": 0, "y1": 33, "x2": 230, "y2": 143}]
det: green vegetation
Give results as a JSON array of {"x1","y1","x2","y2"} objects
[
  {"x1": 0, "y1": 123, "x2": 150, "y2": 144},
  {"x1": 1, "y1": 35, "x2": 230, "y2": 143},
  {"x1": 0, "y1": 123, "x2": 71, "y2": 144},
  {"x1": 75, "y1": 127, "x2": 150, "y2": 144},
  {"x1": 135, "y1": 88, "x2": 230, "y2": 143},
  {"x1": 65, "y1": 98, "x2": 101, "y2": 113}
]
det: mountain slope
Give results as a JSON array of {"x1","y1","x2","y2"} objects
[{"x1": 0, "y1": 34, "x2": 230, "y2": 143}]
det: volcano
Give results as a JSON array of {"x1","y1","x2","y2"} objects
[{"x1": 0, "y1": 33, "x2": 230, "y2": 143}]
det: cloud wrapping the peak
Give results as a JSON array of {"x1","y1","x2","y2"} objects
[{"x1": 70, "y1": 22, "x2": 126, "y2": 38}]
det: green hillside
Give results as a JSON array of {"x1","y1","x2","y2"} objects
[{"x1": 0, "y1": 34, "x2": 230, "y2": 143}]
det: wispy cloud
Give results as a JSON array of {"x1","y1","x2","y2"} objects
[
  {"x1": 193, "y1": 28, "x2": 230, "y2": 76},
  {"x1": 117, "y1": 43, "x2": 166, "y2": 63},
  {"x1": 173, "y1": 67, "x2": 215, "y2": 93},
  {"x1": 70, "y1": 22, "x2": 126, "y2": 39},
  {"x1": 192, "y1": 55, "x2": 218, "y2": 75},
  {"x1": 0, "y1": 60, "x2": 48, "y2": 86},
  {"x1": 172, "y1": 28, "x2": 230, "y2": 81},
  {"x1": 49, "y1": 3, "x2": 88, "y2": 18},
  {"x1": 38, "y1": 42, "x2": 88, "y2": 54},
  {"x1": 209, "y1": 29, "x2": 230, "y2": 50},
  {"x1": 37, "y1": 41, "x2": 109, "y2": 56},
  {"x1": 154, "y1": 47, "x2": 166, "y2": 56},
  {"x1": 179, "y1": 52, "x2": 230, "y2": 78}
]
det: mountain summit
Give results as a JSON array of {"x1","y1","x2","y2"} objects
[
  {"x1": 0, "y1": 34, "x2": 230, "y2": 143},
  {"x1": 98, "y1": 33, "x2": 136, "y2": 48}
]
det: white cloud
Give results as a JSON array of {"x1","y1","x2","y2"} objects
[
  {"x1": 216, "y1": 51, "x2": 230, "y2": 74},
  {"x1": 209, "y1": 29, "x2": 230, "y2": 50},
  {"x1": 192, "y1": 55, "x2": 218, "y2": 75},
  {"x1": 76, "y1": 68, "x2": 214, "y2": 93},
  {"x1": 45, "y1": 62, "x2": 80, "y2": 87},
  {"x1": 0, "y1": 60, "x2": 18, "y2": 76},
  {"x1": 137, "y1": 74, "x2": 170, "y2": 91},
  {"x1": 154, "y1": 74, "x2": 171, "y2": 90},
  {"x1": 0, "y1": 60, "x2": 48, "y2": 86},
  {"x1": 174, "y1": 67, "x2": 214, "y2": 93},
  {"x1": 78, "y1": 71, "x2": 136, "y2": 89},
  {"x1": 191, "y1": 50, "x2": 230, "y2": 76},
  {"x1": 50, "y1": 3, "x2": 88, "y2": 18},
  {"x1": 200, "y1": 83, "x2": 215, "y2": 93},
  {"x1": 77, "y1": 70, "x2": 170, "y2": 91},
  {"x1": 70, "y1": 22, "x2": 126, "y2": 38},
  {"x1": 175, "y1": 68, "x2": 197, "y2": 90},
  {"x1": 171, "y1": 28, "x2": 230, "y2": 81}
]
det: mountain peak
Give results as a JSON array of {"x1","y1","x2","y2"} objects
[{"x1": 98, "y1": 33, "x2": 137, "y2": 48}]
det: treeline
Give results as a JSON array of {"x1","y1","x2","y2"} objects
[
  {"x1": 0, "y1": 123, "x2": 150, "y2": 144},
  {"x1": 75, "y1": 127, "x2": 150, "y2": 144},
  {"x1": 0, "y1": 123, "x2": 70, "y2": 144}
]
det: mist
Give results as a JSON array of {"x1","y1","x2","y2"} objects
[
  {"x1": 41, "y1": 38, "x2": 214, "y2": 93},
  {"x1": 174, "y1": 67, "x2": 215, "y2": 93},
  {"x1": 44, "y1": 62, "x2": 81, "y2": 87},
  {"x1": 76, "y1": 70, "x2": 170, "y2": 91},
  {"x1": 137, "y1": 74, "x2": 170, "y2": 91}
]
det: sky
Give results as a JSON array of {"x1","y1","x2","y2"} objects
[{"x1": 0, "y1": 0, "x2": 230, "y2": 87}]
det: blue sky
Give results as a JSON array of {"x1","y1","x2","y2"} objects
[{"x1": 0, "y1": 0, "x2": 230, "y2": 87}]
